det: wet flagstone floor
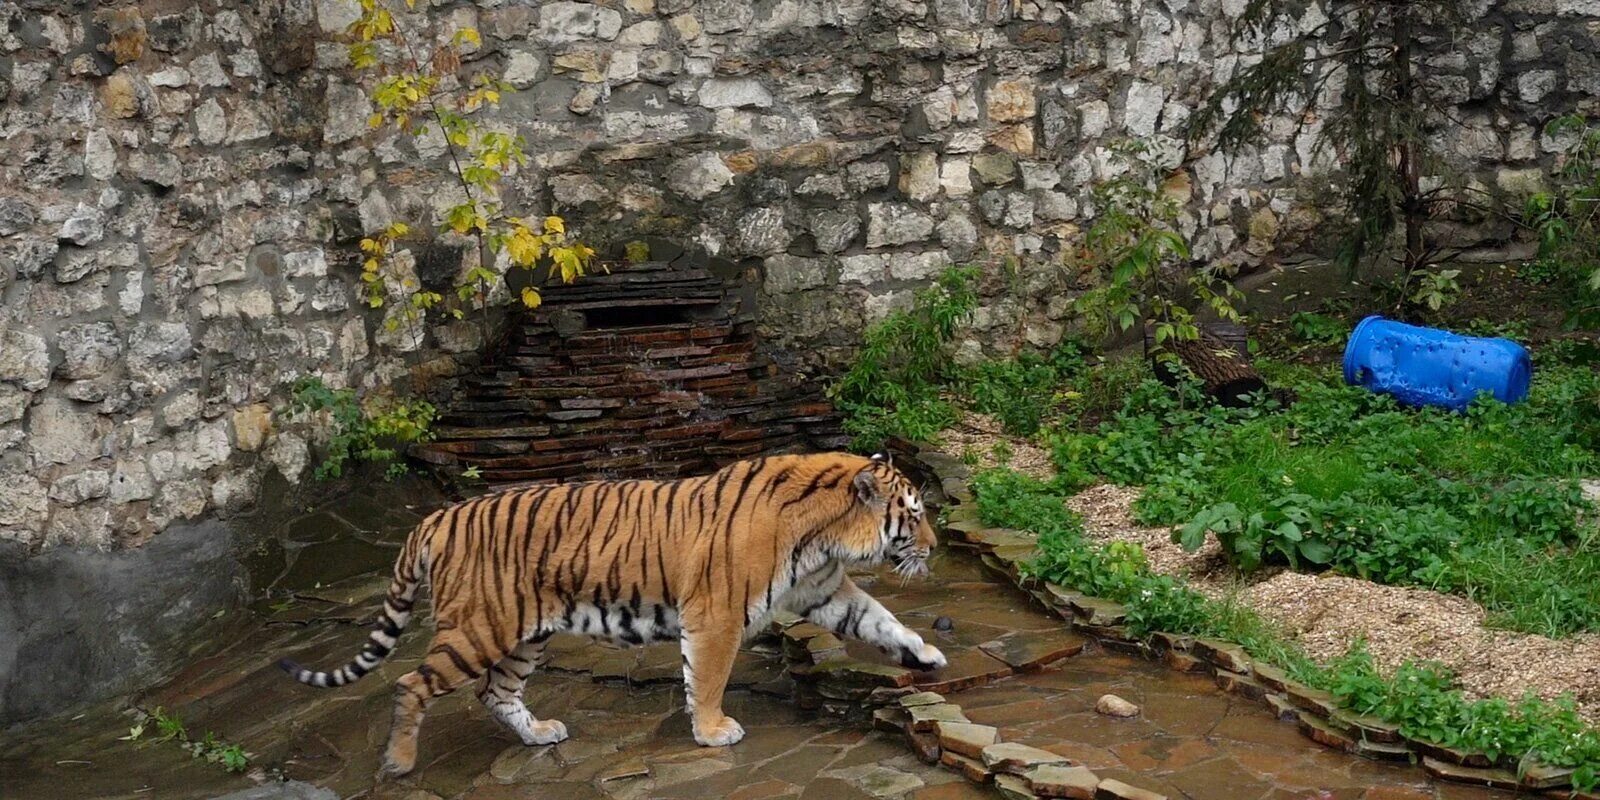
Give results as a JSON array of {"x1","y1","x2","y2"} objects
[{"x1": 0, "y1": 483, "x2": 1517, "y2": 800}]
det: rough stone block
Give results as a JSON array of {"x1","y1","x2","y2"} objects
[
  {"x1": 935, "y1": 720, "x2": 1000, "y2": 758},
  {"x1": 909, "y1": 702, "x2": 969, "y2": 732},
  {"x1": 1024, "y1": 764, "x2": 1099, "y2": 799},
  {"x1": 995, "y1": 774, "x2": 1038, "y2": 799},
  {"x1": 1094, "y1": 779, "x2": 1166, "y2": 800},
  {"x1": 980, "y1": 742, "x2": 1072, "y2": 774},
  {"x1": 940, "y1": 750, "x2": 993, "y2": 783}
]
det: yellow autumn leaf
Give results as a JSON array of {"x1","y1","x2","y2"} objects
[
  {"x1": 543, "y1": 216, "x2": 565, "y2": 235},
  {"x1": 521, "y1": 287, "x2": 543, "y2": 309},
  {"x1": 368, "y1": 112, "x2": 383, "y2": 128}
]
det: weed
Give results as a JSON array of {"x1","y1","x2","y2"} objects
[
  {"x1": 1523, "y1": 115, "x2": 1600, "y2": 329},
  {"x1": 1071, "y1": 141, "x2": 1242, "y2": 357},
  {"x1": 1288, "y1": 311, "x2": 1349, "y2": 344},
  {"x1": 830, "y1": 266, "x2": 980, "y2": 448},
  {"x1": 962, "y1": 340, "x2": 1087, "y2": 437},
  {"x1": 123, "y1": 707, "x2": 250, "y2": 774},
  {"x1": 286, "y1": 377, "x2": 437, "y2": 480},
  {"x1": 975, "y1": 467, "x2": 1600, "y2": 789},
  {"x1": 1052, "y1": 361, "x2": 1600, "y2": 637},
  {"x1": 1408, "y1": 268, "x2": 1463, "y2": 312}
]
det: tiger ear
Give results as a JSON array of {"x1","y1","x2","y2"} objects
[
  {"x1": 870, "y1": 451, "x2": 893, "y2": 467},
  {"x1": 853, "y1": 467, "x2": 885, "y2": 507}
]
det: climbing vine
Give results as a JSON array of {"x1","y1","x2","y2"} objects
[{"x1": 343, "y1": 0, "x2": 597, "y2": 341}]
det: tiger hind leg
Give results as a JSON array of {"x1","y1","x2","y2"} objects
[
  {"x1": 478, "y1": 636, "x2": 568, "y2": 746},
  {"x1": 381, "y1": 630, "x2": 497, "y2": 780}
]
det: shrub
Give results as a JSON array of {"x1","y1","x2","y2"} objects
[
  {"x1": 962, "y1": 340, "x2": 1087, "y2": 437},
  {"x1": 1052, "y1": 361, "x2": 1600, "y2": 636},
  {"x1": 287, "y1": 377, "x2": 437, "y2": 479},
  {"x1": 831, "y1": 266, "x2": 980, "y2": 448}
]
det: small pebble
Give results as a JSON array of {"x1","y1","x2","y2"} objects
[
  {"x1": 1095, "y1": 694, "x2": 1140, "y2": 718},
  {"x1": 933, "y1": 616, "x2": 954, "y2": 632}
]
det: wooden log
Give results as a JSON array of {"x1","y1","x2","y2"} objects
[{"x1": 1145, "y1": 323, "x2": 1268, "y2": 407}]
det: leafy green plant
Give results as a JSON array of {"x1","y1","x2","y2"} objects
[
  {"x1": 1288, "y1": 311, "x2": 1349, "y2": 344},
  {"x1": 962, "y1": 340, "x2": 1086, "y2": 437},
  {"x1": 1407, "y1": 268, "x2": 1461, "y2": 312},
  {"x1": 1072, "y1": 142, "x2": 1242, "y2": 356},
  {"x1": 341, "y1": 0, "x2": 596, "y2": 343},
  {"x1": 830, "y1": 266, "x2": 980, "y2": 448},
  {"x1": 976, "y1": 467, "x2": 1600, "y2": 790},
  {"x1": 287, "y1": 376, "x2": 437, "y2": 479},
  {"x1": 1523, "y1": 115, "x2": 1600, "y2": 329},
  {"x1": 1050, "y1": 359, "x2": 1600, "y2": 637},
  {"x1": 122, "y1": 708, "x2": 250, "y2": 774}
]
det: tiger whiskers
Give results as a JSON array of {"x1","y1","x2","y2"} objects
[{"x1": 892, "y1": 557, "x2": 929, "y2": 585}]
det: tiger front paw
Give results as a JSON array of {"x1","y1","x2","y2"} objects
[
  {"x1": 692, "y1": 714, "x2": 745, "y2": 747},
  {"x1": 525, "y1": 718, "x2": 568, "y2": 746},
  {"x1": 899, "y1": 643, "x2": 947, "y2": 672}
]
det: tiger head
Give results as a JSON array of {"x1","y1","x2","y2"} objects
[{"x1": 850, "y1": 451, "x2": 937, "y2": 578}]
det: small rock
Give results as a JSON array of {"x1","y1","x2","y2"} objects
[
  {"x1": 994, "y1": 774, "x2": 1039, "y2": 800},
  {"x1": 57, "y1": 322, "x2": 121, "y2": 379},
  {"x1": 0, "y1": 197, "x2": 37, "y2": 236},
  {"x1": 972, "y1": 152, "x2": 1017, "y2": 185},
  {"x1": 898, "y1": 691, "x2": 946, "y2": 707},
  {"x1": 735, "y1": 207, "x2": 790, "y2": 256},
  {"x1": 933, "y1": 616, "x2": 955, "y2": 632},
  {"x1": 1095, "y1": 694, "x2": 1139, "y2": 718},
  {"x1": 907, "y1": 702, "x2": 968, "y2": 731},
  {"x1": 698, "y1": 77, "x2": 773, "y2": 109},
  {"x1": 806, "y1": 209, "x2": 859, "y2": 254},
  {"x1": 987, "y1": 77, "x2": 1037, "y2": 122},
  {"x1": 58, "y1": 203, "x2": 106, "y2": 246},
  {"x1": 865, "y1": 202, "x2": 934, "y2": 248},
  {"x1": 504, "y1": 50, "x2": 544, "y2": 88},
  {"x1": 666, "y1": 152, "x2": 735, "y2": 200},
  {"x1": 207, "y1": 780, "x2": 339, "y2": 800},
  {"x1": 232, "y1": 404, "x2": 273, "y2": 452}
]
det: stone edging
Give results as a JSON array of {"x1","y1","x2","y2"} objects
[
  {"x1": 905, "y1": 444, "x2": 1600, "y2": 800},
  {"x1": 771, "y1": 613, "x2": 1170, "y2": 800}
]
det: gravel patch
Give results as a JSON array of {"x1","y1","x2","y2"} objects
[{"x1": 938, "y1": 412, "x2": 1053, "y2": 479}]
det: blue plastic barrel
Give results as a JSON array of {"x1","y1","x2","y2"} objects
[{"x1": 1342, "y1": 316, "x2": 1532, "y2": 411}]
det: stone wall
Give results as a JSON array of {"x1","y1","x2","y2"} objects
[{"x1": 2, "y1": 0, "x2": 1598, "y2": 554}]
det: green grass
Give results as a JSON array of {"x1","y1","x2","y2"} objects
[
  {"x1": 831, "y1": 274, "x2": 1600, "y2": 637},
  {"x1": 122, "y1": 707, "x2": 250, "y2": 774},
  {"x1": 972, "y1": 468, "x2": 1600, "y2": 790},
  {"x1": 1050, "y1": 363, "x2": 1600, "y2": 638}
]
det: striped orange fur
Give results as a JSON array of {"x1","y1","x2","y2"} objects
[{"x1": 278, "y1": 451, "x2": 943, "y2": 779}]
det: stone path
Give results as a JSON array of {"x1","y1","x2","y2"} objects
[{"x1": 0, "y1": 482, "x2": 1524, "y2": 800}]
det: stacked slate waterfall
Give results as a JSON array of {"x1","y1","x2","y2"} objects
[{"x1": 412, "y1": 252, "x2": 846, "y2": 485}]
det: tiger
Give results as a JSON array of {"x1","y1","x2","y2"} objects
[{"x1": 277, "y1": 451, "x2": 946, "y2": 779}]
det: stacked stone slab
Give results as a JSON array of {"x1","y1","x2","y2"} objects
[{"x1": 411, "y1": 258, "x2": 846, "y2": 484}]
